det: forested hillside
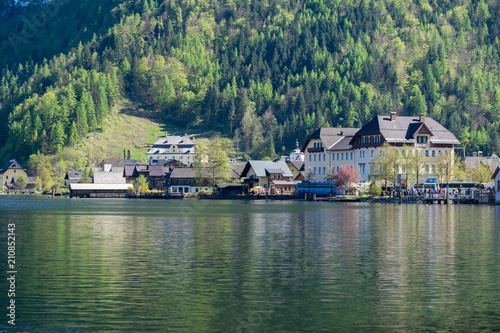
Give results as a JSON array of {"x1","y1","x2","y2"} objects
[{"x1": 1, "y1": 0, "x2": 500, "y2": 164}]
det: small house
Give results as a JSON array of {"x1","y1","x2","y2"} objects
[
  {"x1": 0, "y1": 160, "x2": 29, "y2": 191},
  {"x1": 240, "y1": 160, "x2": 294, "y2": 191}
]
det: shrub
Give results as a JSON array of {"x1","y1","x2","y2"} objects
[
  {"x1": 368, "y1": 183, "x2": 382, "y2": 196},
  {"x1": 198, "y1": 189, "x2": 213, "y2": 196}
]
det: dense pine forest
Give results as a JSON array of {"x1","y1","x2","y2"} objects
[{"x1": 1, "y1": 0, "x2": 500, "y2": 164}]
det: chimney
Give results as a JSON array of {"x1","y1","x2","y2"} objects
[
  {"x1": 473, "y1": 152, "x2": 477, "y2": 157},
  {"x1": 478, "y1": 151, "x2": 483, "y2": 157},
  {"x1": 390, "y1": 112, "x2": 397, "y2": 121},
  {"x1": 419, "y1": 114, "x2": 425, "y2": 122}
]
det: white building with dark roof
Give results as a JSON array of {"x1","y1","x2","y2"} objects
[
  {"x1": 302, "y1": 113, "x2": 460, "y2": 184},
  {"x1": 350, "y1": 113, "x2": 460, "y2": 183},
  {"x1": 146, "y1": 134, "x2": 197, "y2": 165},
  {"x1": 301, "y1": 127, "x2": 359, "y2": 182}
]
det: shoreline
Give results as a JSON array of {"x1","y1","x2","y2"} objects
[{"x1": 1, "y1": 192, "x2": 494, "y2": 205}]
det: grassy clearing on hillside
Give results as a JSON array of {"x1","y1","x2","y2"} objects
[{"x1": 56, "y1": 99, "x2": 182, "y2": 167}]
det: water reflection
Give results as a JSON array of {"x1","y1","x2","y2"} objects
[{"x1": 0, "y1": 197, "x2": 499, "y2": 331}]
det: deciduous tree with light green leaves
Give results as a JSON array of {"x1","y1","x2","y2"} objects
[
  {"x1": 370, "y1": 142, "x2": 399, "y2": 189},
  {"x1": 134, "y1": 175, "x2": 149, "y2": 193},
  {"x1": 16, "y1": 175, "x2": 27, "y2": 189}
]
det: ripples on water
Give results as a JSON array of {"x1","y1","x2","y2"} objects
[{"x1": 1, "y1": 197, "x2": 500, "y2": 332}]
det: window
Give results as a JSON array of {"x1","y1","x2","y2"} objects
[
  {"x1": 309, "y1": 155, "x2": 311, "y2": 162},
  {"x1": 350, "y1": 152, "x2": 353, "y2": 160},
  {"x1": 370, "y1": 150, "x2": 374, "y2": 157},
  {"x1": 314, "y1": 142, "x2": 317, "y2": 148},
  {"x1": 337, "y1": 153, "x2": 340, "y2": 160},
  {"x1": 360, "y1": 164, "x2": 365, "y2": 174},
  {"x1": 417, "y1": 136, "x2": 428, "y2": 144},
  {"x1": 314, "y1": 155, "x2": 316, "y2": 161},
  {"x1": 341, "y1": 153, "x2": 344, "y2": 160},
  {"x1": 314, "y1": 167, "x2": 317, "y2": 174},
  {"x1": 332, "y1": 153, "x2": 335, "y2": 161},
  {"x1": 323, "y1": 167, "x2": 326, "y2": 174},
  {"x1": 323, "y1": 154, "x2": 326, "y2": 161},
  {"x1": 425, "y1": 150, "x2": 429, "y2": 157}
]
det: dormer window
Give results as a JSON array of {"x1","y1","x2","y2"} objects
[{"x1": 417, "y1": 136, "x2": 428, "y2": 144}]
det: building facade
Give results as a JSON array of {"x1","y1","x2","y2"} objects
[
  {"x1": 302, "y1": 114, "x2": 460, "y2": 186},
  {"x1": 0, "y1": 160, "x2": 29, "y2": 191},
  {"x1": 240, "y1": 160, "x2": 294, "y2": 190},
  {"x1": 301, "y1": 128, "x2": 359, "y2": 182},
  {"x1": 146, "y1": 134, "x2": 197, "y2": 165},
  {"x1": 350, "y1": 113, "x2": 460, "y2": 183}
]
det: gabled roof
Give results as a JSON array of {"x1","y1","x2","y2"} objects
[
  {"x1": 302, "y1": 127, "x2": 360, "y2": 151},
  {"x1": 0, "y1": 160, "x2": 24, "y2": 174},
  {"x1": 152, "y1": 134, "x2": 195, "y2": 146},
  {"x1": 328, "y1": 136, "x2": 354, "y2": 151},
  {"x1": 124, "y1": 165, "x2": 138, "y2": 177},
  {"x1": 287, "y1": 160, "x2": 304, "y2": 171},
  {"x1": 352, "y1": 115, "x2": 460, "y2": 145},
  {"x1": 149, "y1": 165, "x2": 166, "y2": 177},
  {"x1": 230, "y1": 162, "x2": 247, "y2": 176},
  {"x1": 241, "y1": 160, "x2": 293, "y2": 178},
  {"x1": 65, "y1": 170, "x2": 83, "y2": 180}
]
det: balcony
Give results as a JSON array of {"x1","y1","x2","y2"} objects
[{"x1": 307, "y1": 147, "x2": 324, "y2": 153}]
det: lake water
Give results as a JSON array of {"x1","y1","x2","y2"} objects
[{"x1": 1, "y1": 196, "x2": 500, "y2": 332}]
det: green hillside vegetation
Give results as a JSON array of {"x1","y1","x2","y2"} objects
[
  {"x1": 55, "y1": 98, "x2": 167, "y2": 166},
  {"x1": 1, "y1": 0, "x2": 500, "y2": 166}
]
